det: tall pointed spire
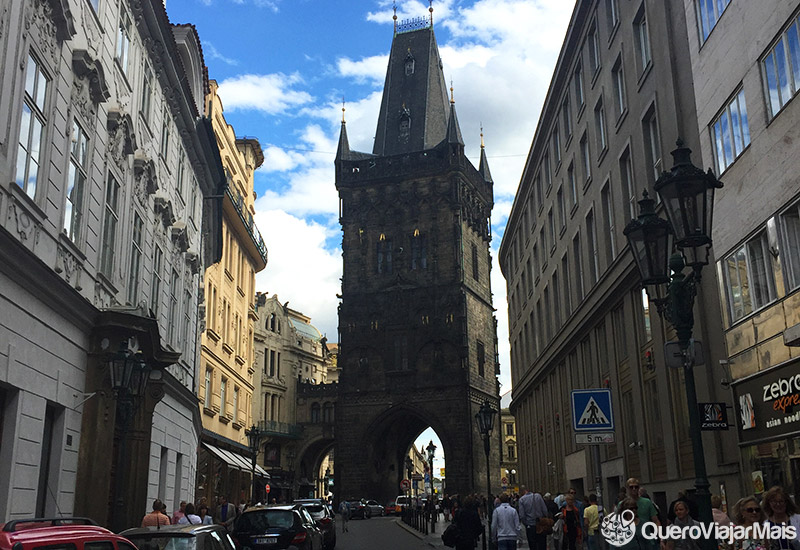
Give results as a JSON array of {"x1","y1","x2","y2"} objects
[
  {"x1": 446, "y1": 82, "x2": 464, "y2": 146},
  {"x1": 336, "y1": 98, "x2": 352, "y2": 161},
  {"x1": 479, "y1": 126, "x2": 493, "y2": 184}
]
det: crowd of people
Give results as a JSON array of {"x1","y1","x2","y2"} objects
[
  {"x1": 439, "y1": 479, "x2": 800, "y2": 550},
  {"x1": 139, "y1": 495, "x2": 251, "y2": 531}
]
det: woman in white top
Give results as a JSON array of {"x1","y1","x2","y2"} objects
[
  {"x1": 178, "y1": 503, "x2": 203, "y2": 525},
  {"x1": 761, "y1": 486, "x2": 800, "y2": 549}
]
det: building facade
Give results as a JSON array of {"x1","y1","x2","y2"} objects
[
  {"x1": 0, "y1": 0, "x2": 224, "y2": 529},
  {"x1": 335, "y1": 11, "x2": 500, "y2": 504},
  {"x1": 499, "y1": 0, "x2": 740, "y2": 512},
  {"x1": 499, "y1": 391, "x2": 519, "y2": 494},
  {"x1": 195, "y1": 80, "x2": 268, "y2": 507},
  {"x1": 252, "y1": 293, "x2": 335, "y2": 502},
  {"x1": 684, "y1": 0, "x2": 800, "y2": 498}
]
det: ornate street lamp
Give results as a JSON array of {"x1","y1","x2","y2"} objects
[
  {"x1": 475, "y1": 400, "x2": 495, "y2": 499},
  {"x1": 426, "y1": 440, "x2": 437, "y2": 532},
  {"x1": 624, "y1": 141, "x2": 722, "y2": 550},
  {"x1": 246, "y1": 424, "x2": 263, "y2": 503},
  {"x1": 405, "y1": 455, "x2": 414, "y2": 498}
]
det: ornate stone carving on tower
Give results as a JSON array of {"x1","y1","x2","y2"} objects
[{"x1": 335, "y1": 11, "x2": 500, "y2": 502}]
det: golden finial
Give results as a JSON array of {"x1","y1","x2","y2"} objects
[
  {"x1": 429, "y1": 0, "x2": 434, "y2": 27},
  {"x1": 342, "y1": 96, "x2": 346, "y2": 123},
  {"x1": 393, "y1": 1, "x2": 398, "y2": 32},
  {"x1": 480, "y1": 125, "x2": 485, "y2": 148},
  {"x1": 450, "y1": 80, "x2": 455, "y2": 104}
]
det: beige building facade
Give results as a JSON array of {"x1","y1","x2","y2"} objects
[
  {"x1": 499, "y1": 0, "x2": 740, "y2": 512},
  {"x1": 684, "y1": 0, "x2": 800, "y2": 498},
  {"x1": 195, "y1": 80, "x2": 268, "y2": 506}
]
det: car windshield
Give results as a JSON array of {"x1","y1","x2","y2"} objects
[
  {"x1": 237, "y1": 510, "x2": 294, "y2": 532},
  {"x1": 299, "y1": 505, "x2": 325, "y2": 519},
  {"x1": 125, "y1": 534, "x2": 197, "y2": 550}
]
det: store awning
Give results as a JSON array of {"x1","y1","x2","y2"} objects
[{"x1": 203, "y1": 443, "x2": 270, "y2": 478}]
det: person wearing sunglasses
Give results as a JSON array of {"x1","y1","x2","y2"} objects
[
  {"x1": 618, "y1": 478, "x2": 661, "y2": 549},
  {"x1": 730, "y1": 496, "x2": 767, "y2": 550}
]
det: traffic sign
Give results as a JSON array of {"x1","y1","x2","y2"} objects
[
  {"x1": 575, "y1": 432, "x2": 615, "y2": 444},
  {"x1": 572, "y1": 389, "x2": 614, "y2": 432},
  {"x1": 411, "y1": 473, "x2": 423, "y2": 481},
  {"x1": 501, "y1": 476, "x2": 508, "y2": 484},
  {"x1": 265, "y1": 483, "x2": 271, "y2": 493},
  {"x1": 400, "y1": 479, "x2": 411, "y2": 490}
]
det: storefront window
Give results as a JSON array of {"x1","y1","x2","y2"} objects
[{"x1": 742, "y1": 438, "x2": 800, "y2": 499}]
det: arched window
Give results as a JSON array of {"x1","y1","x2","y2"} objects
[
  {"x1": 323, "y1": 402, "x2": 334, "y2": 423},
  {"x1": 311, "y1": 402, "x2": 321, "y2": 423},
  {"x1": 269, "y1": 312, "x2": 276, "y2": 331}
]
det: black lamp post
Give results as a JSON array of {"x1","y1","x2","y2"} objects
[
  {"x1": 475, "y1": 400, "x2": 496, "y2": 501},
  {"x1": 108, "y1": 338, "x2": 154, "y2": 533},
  {"x1": 246, "y1": 424, "x2": 263, "y2": 504},
  {"x1": 426, "y1": 440, "x2": 437, "y2": 532},
  {"x1": 405, "y1": 456, "x2": 414, "y2": 498},
  {"x1": 624, "y1": 141, "x2": 722, "y2": 550}
]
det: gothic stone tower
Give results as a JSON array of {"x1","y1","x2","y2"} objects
[{"x1": 334, "y1": 17, "x2": 500, "y2": 503}]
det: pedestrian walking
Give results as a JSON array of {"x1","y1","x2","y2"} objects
[
  {"x1": 667, "y1": 501, "x2": 700, "y2": 550},
  {"x1": 559, "y1": 493, "x2": 583, "y2": 550},
  {"x1": 215, "y1": 495, "x2": 237, "y2": 532},
  {"x1": 172, "y1": 501, "x2": 187, "y2": 525},
  {"x1": 518, "y1": 485, "x2": 550, "y2": 550},
  {"x1": 141, "y1": 499, "x2": 171, "y2": 528},
  {"x1": 761, "y1": 485, "x2": 800, "y2": 547},
  {"x1": 198, "y1": 504, "x2": 213, "y2": 525},
  {"x1": 583, "y1": 494, "x2": 600, "y2": 550},
  {"x1": 178, "y1": 503, "x2": 202, "y2": 525},
  {"x1": 454, "y1": 495, "x2": 483, "y2": 550},
  {"x1": 492, "y1": 493, "x2": 521, "y2": 550},
  {"x1": 444, "y1": 494, "x2": 452, "y2": 522},
  {"x1": 339, "y1": 499, "x2": 351, "y2": 533}
]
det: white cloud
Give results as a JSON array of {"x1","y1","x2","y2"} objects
[
  {"x1": 335, "y1": 54, "x2": 388, "y2": 86},
  {"x1": 204, "y1": 42, "x2": 239, "y2": 66},
  {"x1": 259, "y1": 145, "x2": 306, "y2": 173},
  {"x1": 217, "y1": 73, "x2": 314, "y2": 114},
  {"x1": 254, "y1": 209, "x2": 341, "y2": 340}
]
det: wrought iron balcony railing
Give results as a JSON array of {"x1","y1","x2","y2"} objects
[
  {"x1": 257, "y1": 419, "x2": 303, "y2": 439},
  {"x1": 226, "y1": 186, "x2": 268, "y2": 264}
]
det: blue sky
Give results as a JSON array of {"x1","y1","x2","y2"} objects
[{"x1": 165, "y1": 0, "x2": 575, "y2": 469}]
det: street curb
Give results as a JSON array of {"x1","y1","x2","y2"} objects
[{"x1": 393, "y1": 518, "x2": 440, "y2": 547}]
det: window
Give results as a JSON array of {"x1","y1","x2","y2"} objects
[
  {"x1": 472, "y1": 243, "x2": 479, "y2": 280},
  {"x1": 763, "y1": 17, "x2": 800, "y2": 118},
  {"x1": 219, "y1": 378, "x2": 227, "y2": 416},
  {"x1": 723, "y1": 231, "x2": 776, "y2": 322},
  {"x1": 594, "y1": 98, "x2": 607, "y2": 152},
  {"x1": 177, "y1": 151, "x2": 186, "y2": 198},
  {"x1": 323, "y1": 402, "x2": 334, "y2": 423},
  {"x1": 586, "y1": 209, "x2": 600, "y2": 285},
  {"x1": 311, "y1": 403, "x2": 320, "y2": 423},
  {"x1": 539, "y1": 227, "x2": 547, "y2": 261},
  {"x1": 780, "y1": 202, "x2": 800, "y2": 290},
  {"x1": 634, "y1": 8, "x2": 651, "y2": 72},
  {"x1": 161, "y1": 109, "x2": 171, "y2": 159},
  {"x1": 552, "y1": 271, "x2": 561, "y2": 327},
  {"x1": 232, "y1": 387, "x2": 239, "y2": 423},
  {"x1": 116, "y1": 10, "x2": 131, "y2": 74},
  {"x1": 580, "y1": 133, "x2": 591, "y2": 182},
  {"x1": 128, "y1": 213, "x2": 144, "y2": 304},
  {"x1": 601, "y1": 182, "x2": 617, "y2": 261},
  {"x1": 411, "y1": 232, "x2": 427, "y2": 270},
  {"x1": 141, "y1": 65, "x2": 153, "y2": 123},
  {"x1": 204, "y1": 369, "x2": 212, "y2": 408},
  {"x1": 168, "y1": 269, "x2": 179, "y2": 343},
  {"x1": 506, "y1": 423, "x2": 515, "y2": 436},
  {"x1": 612, "y1": 56, "x2": 626, "y2": 118},
  {"x1": 557, "y1": 186, "x2": 566, "y2": 231},
  {"x1": 588, "y1": 23, "x2": 600, "y2": 74},
  {"x1": 65, "y1": 119, "x2": 88, "y2": 242},
  {"x1": 620, "y1": 147, "x2": 636, "y2": 222},
  {"x1": 562, "y1": 95, "x2": 573, "y2": 141},
  {"x1": 643, "y1": 106, "x2": 662, "y2": 183},
  {"x1": 568, "y1": 162, "x2": 577, "y2": 208},
  {"x1": 574, "y1": 63, "x2": 585, "y2": 111},
  {"x1": 16, "y1": 53, "x2": 49, "y2": 199},
  {"x1": 100, "y1": 174, "x2": 120, "y2": 276},
  {"x1": 712, "y1": 88, "x2": 751, "y2": 172},
  {"x1": 607, "y1": 0, "x2": 619, "y2": 30},
  {"x1": 532, "y1": 243, "x2": 539, "y2": 279},
  {"x1": 552, "y1": 128, "x2": 561, "y2": 166},
  {"x1": 641, "y1": 288, "x2": 652, "y2": 341},
  {"x1": 548, "y1": 208, "x2": 556, "y2": 251},
  {"x1": 182, "y1": 289, "x2": 191, "y2": 349},
  {"x1": 562, "y1": 254, "x2": 572, "y2": 314},
  {"x1": 477, "y1": 341, "x2": 485, "y2": 377},
  {"x1": 526, "y1": 258, "x2": 533, "y2": 295},
  {"x1": 697, "y1": 0, "x2": 731, "y2": 42},
  {"x1": 151, "y1": 246, "x2": 163, "y2": 315},
  {"x1": 573, "y1": 233, "x2": 584, "y2": 301},
  {"x1": 535, "y1": 173, "x2": 543, "y2": 211},
  {"x1": 377, "y1": 237, "x2": 393, "y2": 274},
  {"x1": 543, "y1": 152, "x2": 552, "y2": 191}
]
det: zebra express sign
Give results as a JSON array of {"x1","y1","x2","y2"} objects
[{"x1": 733, "y1": 361, "x2": 800, "y2": 445}]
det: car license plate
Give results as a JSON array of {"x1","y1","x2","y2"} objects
[{"x1": 255, "y1": 537, "x2": 277, "y2": 545}]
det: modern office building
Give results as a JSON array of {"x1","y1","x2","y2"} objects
[{"x1": 499, "y1": 0, "x2": 740, "y2": 510}]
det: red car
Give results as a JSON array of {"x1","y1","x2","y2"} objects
[{"x1": 0, "y1": 517, "x2": 136, "y2": 550}]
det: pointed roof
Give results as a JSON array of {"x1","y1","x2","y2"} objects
[
  {"x1": 336, "y1": 118, "x2": 351, "y2": 161},
  {"x1": 372, "y1": 26, "x2": 451, "y2": 156},
  {"x1": 446, "y1": 100, "x2": 464, "y2": 146},
  {"x1": 479, "y1": 131, "x2": 493, "y2": 184}
]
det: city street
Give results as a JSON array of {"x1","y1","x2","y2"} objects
[{"x1": 333, "y1": 517, "x2": 434, "y2": 549}]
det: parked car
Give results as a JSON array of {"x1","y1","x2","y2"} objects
[
  {"x1": 362, "y1": 500, "x2": 385, "y2": 517},
  {"x1": 395, "y1": 495, "x2": 411, "y2": 514},
  {"x1": 344, "y1": 500, "x2": 369, "y2": 519},
  {"x1": 384, "y1": 501, "x2": 397, "y2": 515},
  {"x1": 231, "y1": 504, "x2": 323, "y2": 550},
  {"x1": 1, "y1": 517, "x2": 136, "y2": 550},
  {"x1": 293, "y1": 499, "x2": 336, "y2": 549},
  {"x1": 121, "y1": 523, "x2": 236, "y2": 550}
]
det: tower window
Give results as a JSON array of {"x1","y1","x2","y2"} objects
[
  {"x1": 477, "y1": 340, "x2": 486, "y2": 377},
  {"x1": 472, "y1": 244, "x2": 479, "y2": 280},
  {"x1": 412, "y1": 232, "x2": 427, "y2": 270},
  {"x1": 377, "y1": 239, "x2": 393, "y2": 274}
]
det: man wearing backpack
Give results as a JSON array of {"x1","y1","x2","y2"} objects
[{"x1": 339, "y1": 499, "x2": 351, "y2": 533}]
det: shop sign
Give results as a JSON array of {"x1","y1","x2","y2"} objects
[
  {"x1": 698, "y1": 403, "x2": 729, "y2": 430},
  {"x1": 732, "y1": 361, "x2": 800, "y2": 445}
]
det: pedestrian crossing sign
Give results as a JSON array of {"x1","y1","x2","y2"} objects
[{"x1": 571, "y1": 389, "x2": 614, "y2": 432}]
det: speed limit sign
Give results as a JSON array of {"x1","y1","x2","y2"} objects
[{"x1": 400, "y1": 479, "x2": 411, "y2": 490}]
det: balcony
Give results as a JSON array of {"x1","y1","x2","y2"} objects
[
  {"x1": 224, "y1": 185, "x2": 268, "y2": 269},
  {"x1": 257, "y1": 420, "x2": 303, "y2": 439}
]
